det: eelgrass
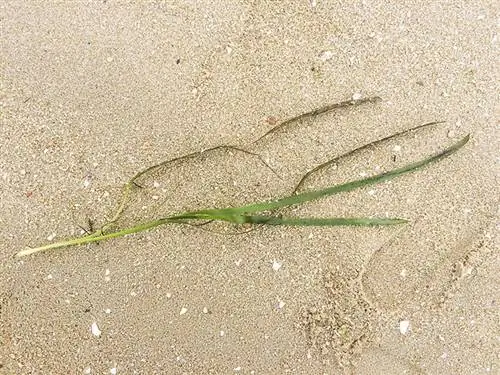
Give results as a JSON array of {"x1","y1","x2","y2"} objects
[{"x1": 16, "y1": 97, "x2": 470, "y2": 257}]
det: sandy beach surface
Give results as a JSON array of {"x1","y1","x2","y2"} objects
[{"x1": 1, "y1": 1, "x2": 498, "y2": 374}]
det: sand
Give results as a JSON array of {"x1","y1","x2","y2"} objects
[{"x1": 1, "y1": 1, "x2": 498, "y2": 374}]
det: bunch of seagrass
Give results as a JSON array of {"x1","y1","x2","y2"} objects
[{"x1": 17, "y1": 96, "x2": 469, "y2": 257}]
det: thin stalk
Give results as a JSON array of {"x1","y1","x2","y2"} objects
[{"x1": 16, "y1": 217, "x2": 185, "y2": 257}]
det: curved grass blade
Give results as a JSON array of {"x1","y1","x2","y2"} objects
[
  {"x1": 196, "y1": 135, "x2": 470, "y2": 217},
  {"x1": 100, "y1": 144, "x2": 279, "y2": 234},
  {"x1": 253, "y1": 96, "x2": 382, "y2": 144},
  {"x1": 293, "y1": 120, "x2": 445, "y2": 194}
]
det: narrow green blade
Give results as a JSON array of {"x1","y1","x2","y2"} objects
[
  {"x1": 197, "y1": 135, "x2": 469, "y2": 216},
  {"x1": 239, "y1": 215, "x2": 408, "y2": 226}
]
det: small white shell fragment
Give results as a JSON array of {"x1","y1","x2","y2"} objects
[
  {"x1": 278, "y1": 300, "x2": 286, "y2": 309},
  {"x1": 234, "y1": 367, "x2": 242, "y2": 372},
  {"x1": 319, "y1": 50, "x2": 333, "y2": 61},
  {"x1": 399, "y1": 320, "x2": 410, "y2": 335},
  {"x1": 153, "y1": 181, "x2": 160, "y2": 188},
  {"x1": 47, "y1": 274, "x2": 53, "y2": 280},
  {"x1": 220, "y1": 330, "x2": 225, "y2": 337},
  {"x1": 104, "y1": 308, "x2": 111, "y2": 314},
  {"x1": 400, "y1": 269, "x2": 408, "y2": 278},
  {"x1": 352, "y1": 92, "x2": 363, "y2": 100},
  {"x1": 202, "y1": 307, "x2": 209, "y2": 314},
  {"x1": 272, "y1": 261, "x2": 282, "y2": 271},
  {"x1": 166, "y1": 292, "x2": 172, "y2": 298},
  {"x1": 83, "y1": 176, "x2": 91, "y2": 188},
  {"x1": 393, "y1": 145, "x2": 402, "y2": 152},
  {"x1": 47, "y1": 233, "x2": 56, "y2": 241},
  {"x1": 180, "y1": 307, "x2": 188, "y2": 315},
  {"x1": 104, "y1": 269, "x2": 111, "y2": 282},
  {"x1": 84, "y1": 367, "x2": 91, "y2": 374},
  {"x1": 368, "y1": 189, "x2": 376, "y2": 196},
  {"x1": 110, "y1": 368, "x2": 117, "y2": 375},
  {"x1": 91, "y1": 322, "x2": 102, "y2": 337}
]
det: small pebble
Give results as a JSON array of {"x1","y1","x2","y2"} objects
[
  {"x1": 234, "y1": 367, "x2": 242, "y2": 372},
  {"x1": 104, "y1": 308, "x2": 111, "y2": 314},
  {"x1": 265, "y1": 116, "x2": 278, "y2": 125},
  {"x1": 91, "y1": 322, "x2": 102, "y2": 337},
  {"x1": 166, "y1": 292, "x2": 172, "y2": 298},
  {"x1": 220, "y1": 330, "x2": 225, "y2": 337},
  {"x1": 319, "y1": 50, "x2": 333, "y2": 61},
  {"x1": 202, "y1": 307, "x2": 209, "y2": 314},
  {"x1": 110, "y1": 368, "x2": 117, "y2": 375},
  {"x1": 278, "y1": 300, "x2": 286, "y2": 309},
  {"x1": 84, "y1": 368, "x2": 91, "y2": 374},
  {"x1": 352, "y1": 92, "x2": 363, "y2": 100},
  {"x1": 180, "y1": 307, "x2": 188, "y2": 315},
  {"x1": 47, "y1": 233, "x2": 56, "y2": 241},
  {"x1": 399, "y1": 320, "x2": 410, "y2": 335},
  {"x1": 272, "y1": 261, "x2": 282, "y2": 271}
]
